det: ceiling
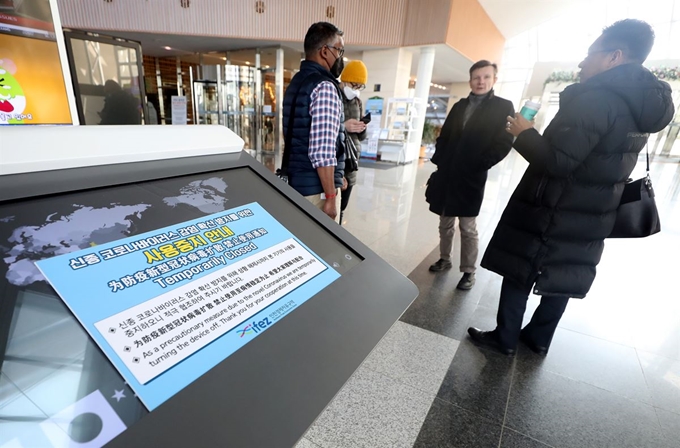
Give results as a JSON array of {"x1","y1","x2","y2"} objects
[
  {"x1": 477, "y1": 0, "x2": 599, "y2": 38},
  {"x1": 81, "y1": 1, "x2": 606, "y2": 86}
]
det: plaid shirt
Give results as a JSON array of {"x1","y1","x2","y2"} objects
[{"x1": 309, "y1": 81, "x2": 343, "y2": 169}]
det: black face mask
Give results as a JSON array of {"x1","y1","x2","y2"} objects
[{"x1": 330, "y1": 56, "x2": 344, "y2": 79}]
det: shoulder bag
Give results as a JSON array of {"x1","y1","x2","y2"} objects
[{"x1": 608, "y1": 145, "x2": 661, "y2": 238}]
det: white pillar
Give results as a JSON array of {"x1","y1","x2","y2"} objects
[
  {"x1": 275, "y1": 48, "x2": 284, "y2": 152},
  {"x1": 361, "y1": 48, "x2": 413, "y2": 127},
  {"x1": 255, "y1": 50, "x2": 262, "y2": 151},
  {"x1": 413, "y1": 47, "x2": 436, "y2": 147}
]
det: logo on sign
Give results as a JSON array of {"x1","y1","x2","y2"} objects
[{"x1": 237, "y1": 318, "x2": 273, "y2": 337}]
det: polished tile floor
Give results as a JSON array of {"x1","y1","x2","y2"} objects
[{"x1": 261, "y1": 148, "x2": 680, "y2": 448}]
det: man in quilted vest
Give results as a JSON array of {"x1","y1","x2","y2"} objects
[{"x1": 282, "y1": 22, "x2": 347, "y2": 222}]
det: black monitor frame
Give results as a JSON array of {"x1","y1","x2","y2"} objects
[
  {"x1": 0, "y1": 151, "x2": 418, "y2": 447},
  {"x1": 62, "y1": 29, "x2": 149, "y2": 126}
]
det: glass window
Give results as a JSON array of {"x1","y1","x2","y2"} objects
[{"x1": 68, "y1": 37, "x2": 144, "y2": 125}]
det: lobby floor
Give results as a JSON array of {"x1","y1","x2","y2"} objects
[{"x1": 280, "y1": 150, "x2": 680, "y2": 448}]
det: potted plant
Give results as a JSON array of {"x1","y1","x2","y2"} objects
[{"x1": 421, "y1": 120, "x2": 439, "y2": 158}]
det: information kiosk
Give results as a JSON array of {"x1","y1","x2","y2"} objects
[{"x1": 0, "y1": 125, "x2": 418, "y2": 447}]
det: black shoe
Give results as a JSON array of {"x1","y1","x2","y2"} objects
[
  {"x1": 456, "y1": 272, "x2": 476, "y2": 290},
  {"x1": 519, "y1": 331, "x2": 548, "y2": 356},
  {"x1": 467, "y1": 327, "x2": 516, "y2": 356},
  {"x1": 429, "y1": 259, "x2": 452, "y2": 272}
]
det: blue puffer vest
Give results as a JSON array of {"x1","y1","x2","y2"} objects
[{"x1": 282, "y1": 61, "x2": 345, "y2": 196}]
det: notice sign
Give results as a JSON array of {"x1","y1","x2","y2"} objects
[
  {"x1": 95, "y1": 239, "x2": 325, "y2": 384},
  {"x1": 36, "y1": 203, "x2": 339, "y2": 410},
  {"x1": 170, "y1": 95, "x2": 187, "y2": 125}
]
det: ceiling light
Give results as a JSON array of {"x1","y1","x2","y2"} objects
[
  {"x1": 222, "y1": 57, "x2": 227, "y2": 60},
  {"x1": 245, "y1": 61, "x2": 251, "y2": 65},
  {"x1": 343, "y1": 57, "x2": 348, "y2": 62},
  {"x1": 163, "y1": 46, "x2": 172, "y2": 50}
]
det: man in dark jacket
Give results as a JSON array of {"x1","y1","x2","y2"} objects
[
  {"x1": 469, "y1": 19, "x2": 675, "y2": 356},
  {"x1": 426, "y1": 60, "x2": 514, "y2": 290},
  {"x1": 99, "y1": 80, "x2": 141, "y2": 125},
  {"x1": 282, "y1": 22, "x2": 346, "y2": 222}
]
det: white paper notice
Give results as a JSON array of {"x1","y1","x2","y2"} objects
[
  {"x1": 171, "y1": 96, "x2": 187, "y2": 125},
  {"x1": 94, "y1": 238, "x2": 326, "y2": 384}
]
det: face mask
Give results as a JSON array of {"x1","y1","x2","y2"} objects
[
  {"x1": 330, "y1": 56, "x2": 344, "y2": 79},
  {"x1": 343, "y1": 85, "x2": 360, "y2": 100}
]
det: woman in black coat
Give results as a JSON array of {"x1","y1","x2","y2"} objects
[{"x1": 469, "y1": 20, "x2": 675, "y2": 356}]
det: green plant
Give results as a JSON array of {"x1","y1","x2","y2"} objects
[
  {"x1": 422, "y1": 120, "x2": 439, "y2": 144},
  {"x1": 544, "y1": 66, "x2": 679, "y2": 86},
  {"x1": 649, "y1": 66, "x2": 680, "y2": 81},
  {"x1": 544, "y1": 71, "x2": 579, "y2": 86}
]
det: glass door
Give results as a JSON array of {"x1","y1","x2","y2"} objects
[
  {"x1": 221, "y1": 65, "x2": 259, "y2": 150},
  {"x1": 193, "y1": 80, "x2": 219, "y2": 125}
]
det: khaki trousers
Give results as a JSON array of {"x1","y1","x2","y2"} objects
[
  {"x1": 439, "y1": 215, "x2": 478, "y2": 273},
  {"x1": 305, "y1": 189, "x2": 341, "y2": 223}
]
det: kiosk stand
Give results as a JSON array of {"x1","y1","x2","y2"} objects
[{"x1": 0, "y1": 126, "x2": 418, "y2": 448}]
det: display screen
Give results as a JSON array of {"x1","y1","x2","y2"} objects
[
  {"x1": 0, "y1": 167, "x2": 360, "y2": 447},
  {"x1": 0, "y1": 0, "x2": 72, "y2": 125}
]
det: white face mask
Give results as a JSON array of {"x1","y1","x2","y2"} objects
[{"x1": 343, "y1": 85, "x2": 360, "y2": 100}]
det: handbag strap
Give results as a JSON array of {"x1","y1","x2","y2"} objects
[{"x1": 646, "y1": 143, "x2": 651, "y2": 174}]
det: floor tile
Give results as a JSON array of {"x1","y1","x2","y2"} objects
[
  {"x1": 400, "y1": 248, "x2": 493, "y2": 340},
  {"x1": 362, "y1": 321, "x2": 459, "y2": 396},
  {"x1": 637, "y1": 351, "x2": 680, "y2": 414},
  {"x1": 656, "y1": 408, "x2": 680, "y2": 446},
  {"x1": 436, "y1": 341, "x2": 515, "y2": 423},
  {"x1": 514, "y1": 328, "x2": 652, "y2": 404},
  {"x1": 294, "y1": 437, "x2": 323, "y2": 448},
  {"x1": 500, "y1": 428, "x2": 554, "y2": 448},
  {"x1": 412, "y1": 398, "x2": 502, "y2": 448},
  {"x1": 506, "y1": 367, "x2": 669, "y2": 448},
  {"x1": 304, "y1": 366, "x2": 434, "y2": 448}
]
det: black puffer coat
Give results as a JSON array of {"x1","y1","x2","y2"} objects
[
  {"x1": 481, "y1": 64, "x2": 674, "y2": 298},
  {"x1": 428, "y1": 91, "x2": 514, "y2": 217}
]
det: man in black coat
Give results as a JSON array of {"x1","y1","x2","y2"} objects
[
  {"x1": 426, "y1": 60, "x2": 514, "y2": 290},
  {"x1": 469, "y1": 19, "x2": 675, "y2": 356}
]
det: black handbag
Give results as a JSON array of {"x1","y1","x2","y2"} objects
[
  {"x1": 425, "y1": 170, "x2": 443, "y2": 205},
  {"x1": 608, "y1": 146, "x2": 661, "y2": 238}
]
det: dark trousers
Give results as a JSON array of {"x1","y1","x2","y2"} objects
[
  {"x1": 340, "y1": 184, "x2": 354, "y2": 212},
  {"x1": 496, "y1": 278, "x2": 569, "y2": 349},
  {"x1": 339, "y1": 184, "x2": 354, "y2": 225}
]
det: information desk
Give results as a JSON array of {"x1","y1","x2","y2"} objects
[{"x1": 0, "y1": 128, "x2": 418, "y2": 448}]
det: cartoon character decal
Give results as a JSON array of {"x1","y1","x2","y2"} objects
[{"x1": 0, "y1": 58, "x2": 29, "y2": 124}]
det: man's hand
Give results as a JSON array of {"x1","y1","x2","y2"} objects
[
  {"x1": 323, "y1": 196, "x2": 338, "y2": 220},
  {"x1": 345, "y1": 118, "x2": 367, "y2": 133},
  {"x1": 342, "y1": 177, "x2": 348, "y2": 191},
  {"x1": 506, "y1": 113, "x2": 534, "y2": 137}
]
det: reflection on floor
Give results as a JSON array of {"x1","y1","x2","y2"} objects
[{"x1": 273, "y1": 150, "x2": 680, "y2": 448}]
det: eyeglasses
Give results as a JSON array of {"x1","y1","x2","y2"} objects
[
  {"x1": 323, "y1": 45, "x2": 345, "y2": 59},
  {"x1": 586, "y1": 48, "x2": 618, "y2": 58},
  {"x1": 350, "y1": 83, "x2": 365, "y2": 91}
]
